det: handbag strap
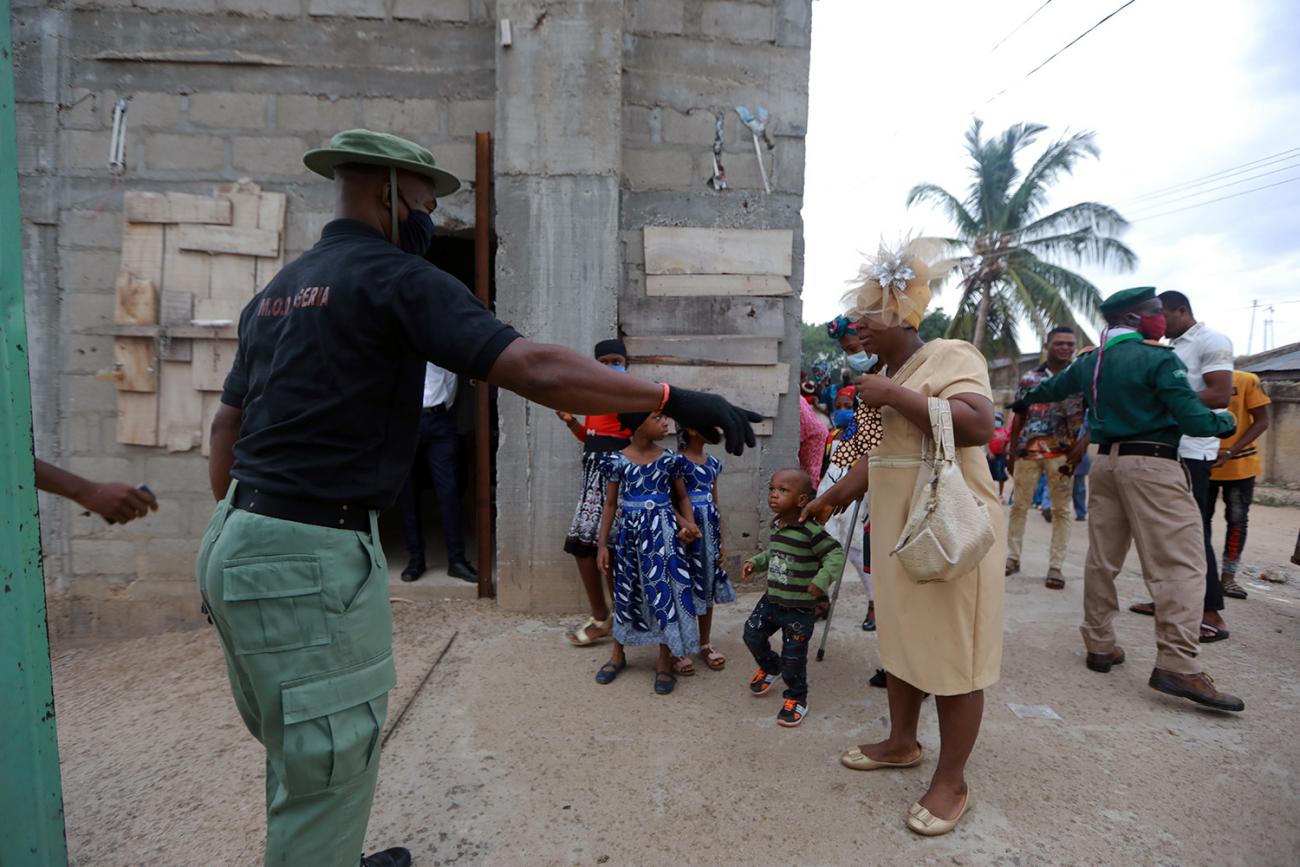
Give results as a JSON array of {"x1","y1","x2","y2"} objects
[{"x1": 927, "y1": 397, "x2": 957, "y2": 463}]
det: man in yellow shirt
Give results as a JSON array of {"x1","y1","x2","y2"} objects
[{"x1": 1208, "y1": 370, "x2": 1272, "y2": 599}]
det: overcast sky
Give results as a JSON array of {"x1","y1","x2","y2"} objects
[{"x1": 802, "y1": 0, "x2": 1300, "y2": 356}]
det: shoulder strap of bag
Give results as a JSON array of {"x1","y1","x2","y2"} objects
[{"x1": 927, "y1": 397, "x2": 957, "y2": 463}]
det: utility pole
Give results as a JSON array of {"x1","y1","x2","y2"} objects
[
  {"x1": 1247, "y1": 299, "x2": 1258, "y2": 355},
  {"x1": 1263, "y1": 306, "x2": 1275, "y2": 352},
  {"x1": 0, "y1": 3, "x2": 70, "y2": 863}
]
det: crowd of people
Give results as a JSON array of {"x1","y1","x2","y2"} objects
[{"x1": 557, "y1": 239, "x2": 1283, "y2": 839}]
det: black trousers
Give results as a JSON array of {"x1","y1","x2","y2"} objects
[
  {"x1": 398, "y1": 408, "x2": 467, "y2": 566},
  {"x1": 1182, "y1": 457, "x2": 1223, "y2": 613},
  {"x1": 743, "y1": 596, "x2": 815, "y2": 702}
]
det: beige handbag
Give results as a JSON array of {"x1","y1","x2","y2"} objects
[{"x1": 891, "y1": 397, "x2": 995, "y2": 583}]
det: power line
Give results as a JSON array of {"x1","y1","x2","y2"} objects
[
  {"x1": 1124, "y1": 146, "x2": 1300, "y2": 203},
  {"x1": 986, "y1": 0, "x2": 1140, "y2": 104},
  {"x1": 1130, "y1": 173, "x2": 1300, "y2": 222},
  {"x1": 990, "y1": 0, "x2": 1057, "y2": 53},
  {"x1": 1127, "y1": 161, "x2": 1300, "y2": 215}
]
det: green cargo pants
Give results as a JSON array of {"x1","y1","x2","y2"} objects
[{"x1": 197, "y1": 482, "x2": 396, "y2": 867}]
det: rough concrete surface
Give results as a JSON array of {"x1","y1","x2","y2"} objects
[{"x1": 53, "y1": 504, "x2": 1299, "y2": 866}]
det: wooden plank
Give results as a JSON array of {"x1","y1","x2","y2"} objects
[
  {"x1": 116, "y1": 392, "x2": 158, "y2": 447},
  {"x1": 173, "y1": 224, "x2": 279, "y2": 258},
  {"x1": 646, "y1": 274, "x2": 793, "y2": 297},
  {"x1": 618, "y1": 295, "x2": 786, "y2": 338},
  {"x1": 625, "y1": 335, "x2": 780, "y2": 366},
  {"x1": 112, "y1": 337, "x2": 157, "y2": 392},
  {"x1": 254, "y1": 191, "x2": 288, "y2": 290},
  {"x1": 158, "y1": 289, "x2": 194, "y2": 362},
  {"x1": 643, "y1": 226, "x2": 793, "y2": 276},
  {"x1": 195, "y1": 297, "x2": 242, "y2": 323},
  {"x1": 113, "y1": 273, "x2": 157, "y2": 325},
  {"x1": 200, "y1": 393, "x2": 222, "y2": 458},
  {"x1": 192, "y1": 339, "x2": 238, "y2": 392},
  {"x1": 118, "y1": 222, "x2": 164, "y2": 285},
  {"x1": 162, "y1": 227, "x2": 211, "y2": 295},
  {"x1": 82, "y1": 322, "x2": 239, "y2": 340},
  {"x1": 157, "y1": 360, "x2": 204, "y2": 452},
  {"x1": 124, "y1": 191, "x2": 232, "y2": 225}
]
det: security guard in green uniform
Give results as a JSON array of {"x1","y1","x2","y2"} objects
[
  {"x1": 200, "y1": 130, "x2": 761, "y2": 867},
  {"x1": 1013, "y1": 287, "x2": 1243, "y2": 712}
]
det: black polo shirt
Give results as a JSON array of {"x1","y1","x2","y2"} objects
[{"x1": 221, "y1": 219, "x2": 520, "y2": 509}]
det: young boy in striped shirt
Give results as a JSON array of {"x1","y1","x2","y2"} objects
[{"x1": 741, "y1": 468, "x2": 846, "y2": 727}]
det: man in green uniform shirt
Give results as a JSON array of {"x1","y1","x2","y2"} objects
[
  {"x1": 1013, "y1": 287, "x2": 1243, "y2": 712},
  {"x1": 201, "y1": 130, "x2": 761, "y2": 867}
]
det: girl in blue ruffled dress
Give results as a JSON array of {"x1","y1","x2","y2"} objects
[
  {"x1": 676, "y1": 427, "x2": 736, "y2": 675},
  {"x1": 595, "y1": 411, "x2": 701, "y2": 695}
]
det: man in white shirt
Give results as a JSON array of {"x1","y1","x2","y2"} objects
[
  {"x1": 1130, "y1": 291, "x2": 1234, "y2": 640},
  {"x1": 397, "y1": 363, "x2": 477, "y2": 583}
]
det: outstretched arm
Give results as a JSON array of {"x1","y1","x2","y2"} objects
[
  {"x1": 35, "y1": 458, "x2": 157, "y2": 524},
  {"x1": 486, "y1": 340, "x2": 760, "y2": 455}
]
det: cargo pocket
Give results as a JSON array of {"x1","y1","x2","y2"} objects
[
  {"x1": 280, "y1": 652, "x2": 396, "y2": 795},
  {"x1": 222, "y1": 555, "x2": 331, "y2": 655}
]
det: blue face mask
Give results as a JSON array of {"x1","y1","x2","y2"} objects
[
  {"x1": 845, "y1": 351, "x2": 878, "y2": 374},
  {"x1": 832, "y1": 408, "x2": 855, "y2": 428},
  {"x1": 398, "y1": 207, "x2": 434, "y2": 257},
  {"x1": 607, "y1": 365, "x2": 626, "y2": 374}
]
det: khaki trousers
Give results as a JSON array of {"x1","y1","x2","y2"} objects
[
  {"x1": 1081, "y1": 452, "x2": 1203, "y2": 673},
  {"x1": 1006, "y1": 455, "x2": 1073, "y2": 572}
]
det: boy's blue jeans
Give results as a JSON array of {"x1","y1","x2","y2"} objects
[{"x1": 744, "y1": 595, "x2": 816, "y2": 702}]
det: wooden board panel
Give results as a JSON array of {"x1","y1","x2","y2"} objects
[
  {"x1": 209, "y1": 254, "x2": 257, "y2": 306},
  {"x1": 643, "y1": 227, "x2": 793, "y2": 276},
  {"x1": 116, "y1": 392, "x2": 159, "y2": 447},
  {"x1": 255, "y1": 191, "x2": 287, "y2": 290},
  {"x1": 158, "y1": 289, "x2": 194, "y2": 362},
  {"x1": 157, "y1": 360, "x2": 204, "y2": 452},
  {"x1": 118, "y1": 222, "x2": 164, "y2": 287},
  {"x1": 619, "y1": 295, "x2": 786, "y2": 338},
  {"x1": 113, "y1": 273, "x2": 157, "y2": 325},
  {"x1": 625, "y1": 335, "x2": 780, "y2": 366},
  {"x1": 124, "y1": 191, "x2": 232, "y2": 225},
  {"x1": 646, "y1": 274, "x2": 793, "y2": 297},
  {"x1": 200, "y1": 393, "x2": 222, "y2": 458},
  {"x1": 192, "y1": 339, "x2": 238, "y2": 392},
  {"x1": 173, "y1": 224, "x2": 279, "y2": 258},
  {"x1": 194, "y1": 297, "x2": 242, "y2": 323},
  {"x1": 112, "y1": 337, "x2": 157, "y2": 392},
  {"x1": 162, "y1": 228, "x2": 211, "y2": 296}
]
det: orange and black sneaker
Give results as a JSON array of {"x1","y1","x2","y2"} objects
[
  {"x1": 749, "y1": 668, "x2": 778, "y2": 696},
  {"x1": 777, "y1": 699, "x2": 807, "y2": 727}
]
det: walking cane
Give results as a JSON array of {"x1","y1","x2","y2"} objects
[{"x1": 815, "y1": 496, "x2": 863, "y2": 662}]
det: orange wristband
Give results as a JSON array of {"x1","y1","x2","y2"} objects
[{"x1": 657, "y1": 383, "x2": 671, "y2": 413}]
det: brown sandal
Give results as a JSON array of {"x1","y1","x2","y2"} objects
[
  {"x1": 699, "y1": 644, "x2": 727, "y2": 671},
  {"x1": 673, "y1": 656, "x2": 696, "y2": 676}
]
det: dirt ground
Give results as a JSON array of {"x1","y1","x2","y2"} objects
[{"x1": 52, "y1": 502, "x2": 1300, "y2": 866}]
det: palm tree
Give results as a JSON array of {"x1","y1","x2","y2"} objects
[{"x1": 908, "y1": 119, "x2": 1137, "y2": 355}]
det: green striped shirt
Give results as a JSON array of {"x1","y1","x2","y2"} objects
[{"x1": 747, "y1": 520, "x2": 845, "y2": 608}]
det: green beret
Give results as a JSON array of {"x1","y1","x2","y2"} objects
[
  {"x1": 303, "y1": 129, "x2": 461, "y2": 197},
  {"x1": 1099, "y1": 286, "x2": 1156, "y2": 315}
]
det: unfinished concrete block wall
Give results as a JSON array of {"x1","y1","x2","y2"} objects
[
  {"x1": 14, "y1": 0, "x2": 494, "y2": 642},
  {"x1": 494, "y1": 0, "x2": 812, "y2": 611}
]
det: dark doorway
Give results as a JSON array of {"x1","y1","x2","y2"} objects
[{"x1": 377, "y1": 230, "x2": 498, "y2": 596}]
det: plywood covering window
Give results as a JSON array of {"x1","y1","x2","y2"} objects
[{"x1": 90, "y1": 182, "x2": 287, "y2": 452}]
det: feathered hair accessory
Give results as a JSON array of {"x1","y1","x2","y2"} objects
[{"x1": 843, "y1": 237, "x2": 948, "y2": 330}]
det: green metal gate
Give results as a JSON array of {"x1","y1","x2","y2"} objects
[{"x1": 1, "y1": 1, "x2": 72, "y2": 862}]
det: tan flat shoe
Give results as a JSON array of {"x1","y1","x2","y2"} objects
[
  {"x1": 840, "y1": 745, "x2": 923, "y2": 771},
  {"x1": 906, "y1": 792, "x2": 970, "y2": 837}
]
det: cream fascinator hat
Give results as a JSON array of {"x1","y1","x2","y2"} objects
[{"x1": 843, "y1": 237, "x2": 949, "y2": 329}]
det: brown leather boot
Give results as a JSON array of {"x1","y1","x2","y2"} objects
[
  {"x1": 1149, "y1": 668, "x2": 1244, "y2": 712},
  {"x1": 1085, "y1": 647, "x2": 1125, "y2": 673}
]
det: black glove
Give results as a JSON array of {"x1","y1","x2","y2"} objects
[
  {"x1": 1009, "y1": 399, "x2": 1029, "y2": 415},
  {"x1": 663, "y1": 386, "x2": 762, "y2": 455}
]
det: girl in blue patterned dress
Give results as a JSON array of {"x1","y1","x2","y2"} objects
[
  {"x1": 595, "y1": 411, "x2": 702, "y2": 695},
  {"x1": 676, "y1": 427, "x2": 736, "y2": 674}
]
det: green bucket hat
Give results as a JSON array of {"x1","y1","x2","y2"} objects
[
  {"x1": 303, "y1": 129, "x2": 461, "y2": 197},
  {"x1": 1099, "y1": 286, "x2": 1156, "y2": 316}
]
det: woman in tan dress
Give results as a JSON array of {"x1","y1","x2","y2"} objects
[{"x1": 805, "y1": 240, "x2": 1005, "y2": 836}]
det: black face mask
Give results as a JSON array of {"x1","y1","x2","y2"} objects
[{"x1": 396, "y1": 191, "x2": 434, "y2": 257}]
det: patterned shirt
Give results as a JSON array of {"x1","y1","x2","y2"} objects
[
  {"x1": 747, "y1": 520, "x2": 845, "y2": 609},
  {"x1": 1012, "y1": 364, "x2": 1086, "y2": 458}
]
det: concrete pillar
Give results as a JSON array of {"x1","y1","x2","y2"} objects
[{"x1": 493, "y1": 1, "x2": 623, "y2": 611}]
